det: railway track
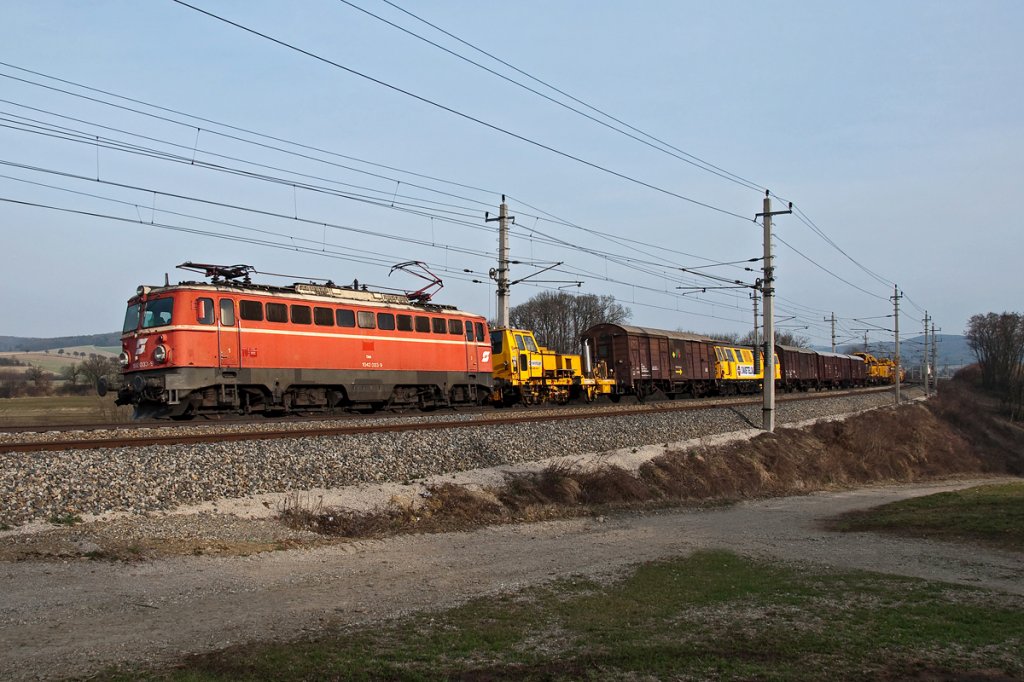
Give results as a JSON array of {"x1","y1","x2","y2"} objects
[{"x1": 0, "y1": 386, "x2": 896, "y2": 454}]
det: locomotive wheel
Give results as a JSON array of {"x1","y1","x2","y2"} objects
[{"x1": 609, "y1": 393, "x2": 621, "y2": 404}]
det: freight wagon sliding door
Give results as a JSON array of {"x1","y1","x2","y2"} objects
[{"x1": 628, "y1": 336, "x2": 652, "y2": 378}]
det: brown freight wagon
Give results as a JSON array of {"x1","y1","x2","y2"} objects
[
  {"x1": 816, "y1": 351, "x2": 866, "y2": 389},
  {"x1": 581, "y1": 324, "x2": 716, "y2": 399},
  {"x1": 775, "y1": 344, "x2": 819, "y2": 392}
]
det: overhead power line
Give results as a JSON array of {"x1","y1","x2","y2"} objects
[
  {"x1": 339, "y1": 0, "x2": 766, "y2": 193},
  {"x1": 170, "y1": 0, "x2": 753, "y2": 222}
]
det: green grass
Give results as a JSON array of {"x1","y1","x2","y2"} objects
[
  {"x1": 829, "y1": 482, "x2": 1024, "y2": 551},
  {"x1": 95, "y1": 550, "x2": 1024, "y2": 681}
]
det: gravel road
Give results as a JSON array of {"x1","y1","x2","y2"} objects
[{"x1": 1, "y1": 476, "x2": 1020, "y2": 681}]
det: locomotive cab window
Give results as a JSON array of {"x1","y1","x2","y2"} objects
[
  {"x1": 475, "y1": 322, "x2": 484, "y2": 342},
  {"x1": 514, "y1": 334, "x2": 526, "y2": 351},
  {"x1": 142, "y1": 297, "x2": 173, "y2": 328},
  {"x1": 415, "y1": 316, "x2": 431, "y2": 333},
  {"x1": 377, "y1": 312, "x2": 396, "y2": 330},
  {"x1": 465, "y1": 322, "x2": 474, "y2": 342},
  {"x1": 448, "y1": 319, "x2": 463, "y2": 336},
  {"x1": 123, "y1": 303, "x2": 141, "y2": 333},
  {"x1": 336, "y1": 309, "x2": 355, "y2": 327},
  {"x1": 290, "y1": 305, "x2": 312, "y2": 325},
  {"x1": 240, "y1": 300, "x2": 263, "y2": 321},
  {"x1": 491, "y1": 331, "x2": 503, "y2": 353},
  {"x1": 357, "y1": 311, "x2": 376, "y2": 329},
  {"x1": 524, "y1": 335, "x2": 538, "y2": 352},
  {"x1": 397, "y1": 314, "x2": 413, "y2": 332},
  {"x1": 197, "y1": 298, "x2": 215, "y2": 325},
  {"x1": 432, "y1": 318, "x2": 447, "y2": 334},
  {"x1": 314, "y1": 307, "x2": 334, "y2": 326},
  {"x1": 219, "y1": 299, "x2": 235, "y2": 326},
  {"x1": 266, "y1": 302, "x2": 288, "y2": 323}
]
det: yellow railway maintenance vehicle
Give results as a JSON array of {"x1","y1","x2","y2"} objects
[
  {"x1": 853, "y1": 352, "x2": 904, "y2": 385},
  {"x1": 488, "y1": 327, "x2": 616, "y2": 406},
  {"x1": 712, "y1": 344, "x2": 781, "y2": 394}
]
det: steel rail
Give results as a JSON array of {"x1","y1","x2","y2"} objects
[{"x1": 0, "y1": 387, "x2": 896, "y2": 454}]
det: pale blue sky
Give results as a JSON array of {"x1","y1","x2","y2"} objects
[{"x1": 1, "y1": 1, "x2": 1021, "y2": 348}]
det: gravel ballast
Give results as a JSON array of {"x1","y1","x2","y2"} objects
[{"x1": 0, "y1": 391, "x2": 912, "y2": 526}]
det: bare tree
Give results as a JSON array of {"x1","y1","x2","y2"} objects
[
  {"x1": 60, "y1": 364, "x2": 83, "y2": 385},
  {"x1": 509, "y1": 291, "x2": 630, "y2": 354},
  {"x1": 965, "y1": 312, "x2": 1024, "y2": 396},
  {"x1": 738, "y1": 330, "x2": 811, "y2": 348},
  {"x1": 78, "y1": 355, "x2": 120, "y2": 388},
  {"x1": 24, "y1": 366, "x2": 52, "y2": 395}
]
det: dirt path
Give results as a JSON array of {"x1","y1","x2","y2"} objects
[{"x1": 1, "y1": 477, "x2": 1021, "y2": 681}]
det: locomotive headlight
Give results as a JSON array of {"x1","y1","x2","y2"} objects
[
  {"x1": 152, "y1": 344, "x2": 168, "y2": 364},
  {"x1": 118, "y1": 351, "x2": 130, "y2": 367}
]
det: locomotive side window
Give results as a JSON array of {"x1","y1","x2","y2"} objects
[
  {"x1": 415, "y1": 316, "x2": 431, "y2": 333},
  {"x1": 465, "y1": 322, "x2": 474, "y2": 342},
  {"x1": 524, "y1": 335, "x2": 538, "y2": 352},
  {"x1": 357, "y1": 311, "x2": 376, "y2": 329},
  {"x1": 219, "y1": 299, "x2": 235, "y2": 326},
  {"x1": 514, "y1": 334, "x2": 526, "y2": 350},
  {"x1": 448, "y1": 319, "x2": 463, "y2": 336},
  {"x1": 432, "y1": 318, "x2": 447, "y2": 334},
  {"x1": 290, "y1": 305, "x2": 312, "y2": 325},
  {"x1": 336, "y1": 309, "x2": 355, "y2": 327},
  {"x1": 377, "y1": 313, "x2": 396, "y2": 330},
  {"x1": 239, "y1": 300, "x2": 263, "y2": 321},
  {"x1": 266, "y1": 303, "x2": 288, "y2": 323},
  {"x1": 142, "y1": 297, "x2": 173, "y2": 328},
  {"x1": 397, "y1": 314, "x2": 413, "y2": 332},
  {"x1": 314, "y1": 307, "x2": 334, "y2": 326},
  {"x1": 475, "y1": 322, "x2": 484, "y2": 342},
  {"x1": 123, "y1": 303, "x2": 141, "y2": 333},
  {"x1": 197, "y1": 298, "x2": 215, "y2": 325},
  {"x1": 491, "y1": 331, "x2": 503, "y2": 353}
]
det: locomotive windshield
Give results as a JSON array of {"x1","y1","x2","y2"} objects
[
  {"x1": 122, "y1": 303, "x2": 141, "y2": 333},
  {"x1": 141, "y1": 297, "x2": 174, "y2": 328}
]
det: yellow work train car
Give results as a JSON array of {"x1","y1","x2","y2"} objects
[
  {"x1": 489, "y1": 327, "x2": 615, "y2": 406},
  {"x1": 853, "y1": 352, "x2": 904, "y2": 385},
  {"x1": 713, "y1": 344, "x2": 780, "y2": 394}
]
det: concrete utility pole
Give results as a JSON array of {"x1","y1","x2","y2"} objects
[
  {"x1": 752, "y1": 289, "x2": 761, "y2": 374},
  {"x1": 892, "y1": 285, "x2": 901, "y2": 406},
  {"x1": 922, "y1": 311, "x2": 930, "y2": 396},
  {"x1": 825, "y1": 312, "x2": 837, "y2": 352},
  {"x1": 485, "y1": 196, "x2": 514, "y2": 329},
  {"x1": 863, "y1": 331, "x2": 870, "y2": 352},
  {"x1": 756, "y1": 191, "x2": 791, "y2": 432}
]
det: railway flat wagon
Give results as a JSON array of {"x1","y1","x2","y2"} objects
[{"x1": 581, "y1": 324, "x2": 715, "y2": 399}]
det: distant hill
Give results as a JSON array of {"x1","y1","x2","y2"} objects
[
  {"x1": 0, "y1": 332, "x2": 121, "y2": 353},
  {"x1": 827, "y1": 334, "x2": 974, "y2": 369}
]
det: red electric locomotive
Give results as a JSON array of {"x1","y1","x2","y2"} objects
[{"x1": 101, "y1": 263, "x2": 493, "y2": 418}]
